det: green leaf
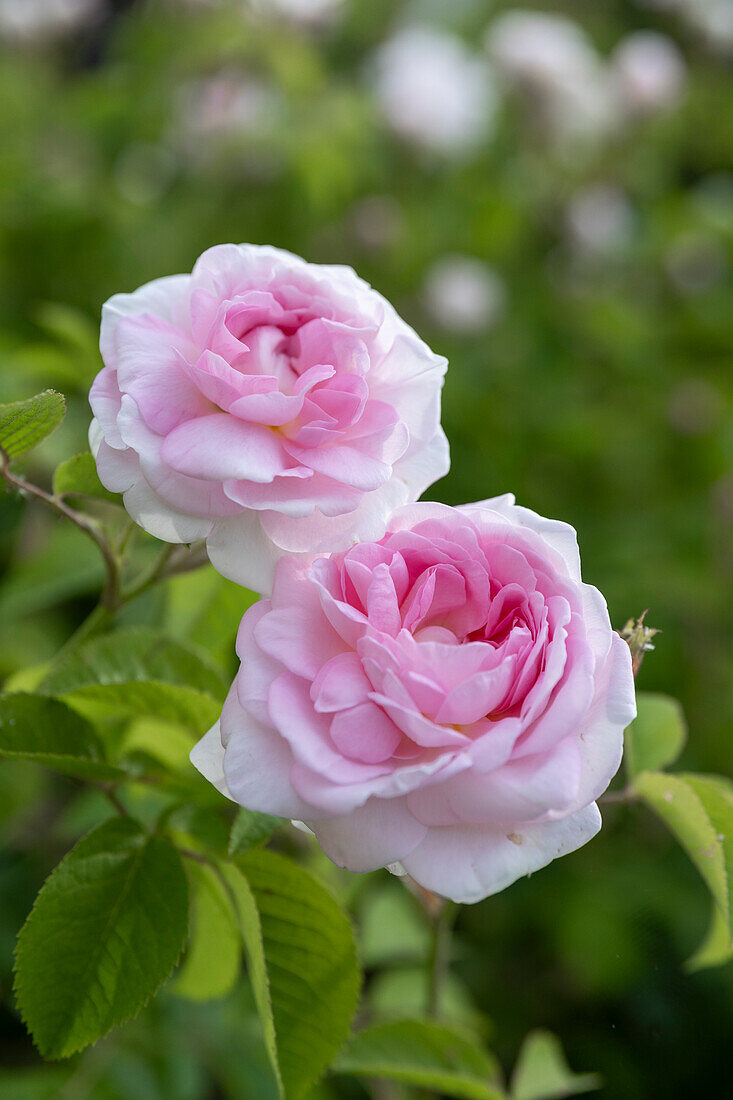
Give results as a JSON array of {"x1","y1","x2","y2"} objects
[
  {"x1": 635, "y1": 771, "x2": 733, "y2": 964},
  {"x1": 53, "y1": 452, "x2": 118, "y2": 503},
  {"x1": 333, "y1": 1019, "x2": 504, "y2": 1100},
  {"x1": 686, "y1": 904, "x2": 733, "y2": 972},
  {"x1": 121, "y1": 716, "x2": 197, "y2": 771},
  {"x1": 40, "y1": 628, "x2": 225, "y2": 734},
  {"x1": 0, "y1": 692, "x2": 126, "y2": 781},
  {"x1": 223, "y1": 849, "x2": 361, "y2": 1099},
  {"x1": 510, "y1": 1030, "x2": 601, "y2": 1100},
  {"x1": 228, "y1": 807, "x2": 280, "y2": 855},
  {"x1": 14, "y1": 817, "x2": 188, "y2": 1059},
  {"x1": 0, "y1": 390, "x2": 66, "y2": 463},
  {"x1": 624, "y1": 692, "x2": 687, "y2": 780},
  {"x1": 174, "y1": 862, "x2": 241, "y2": 1001}
]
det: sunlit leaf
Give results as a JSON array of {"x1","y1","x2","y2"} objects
[
  {"x1": 222, "y1": 849, "x2": 361, "y2": 1099},
  {"x1": 333, "y1": 1018, "x2": 504, "y2": 1100},
  {"x1": 14, "y1": 817, "x2": 188, "y2": 1059},
  {"x1": 624, "y1": 692, "x2": 687, "y2": 780},
  {"x1": 0, "y1": 390, "x2": 66, "y2": 463},
  {"x1": 635, "y1": 771, "x2": 733, "y2": 967},
  {"x1": 53, "y1": 452, "x2": 118, "y2": 503},
  {"x1": 174, "y1": 862, "x2": 241, "y2": 1001},
  {"x1": 510, "y1": 1030, "x2": 601, "y2": 1099}
]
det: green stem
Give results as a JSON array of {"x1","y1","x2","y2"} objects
[{"x1": 427, "y1": 901, "x2": 457, "y2": 1020}]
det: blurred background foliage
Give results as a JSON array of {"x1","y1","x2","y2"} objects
[{"x1": 0, "y1": 0, "x2": 731, "y2": 1097}]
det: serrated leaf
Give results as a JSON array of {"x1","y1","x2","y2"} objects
[
  {"x1": 0, "y1": 693, "x2": 126, "y2": 781},
  {"x1": 624, "y1": 692, "x2": 687, "y2": 780},
  {"x1": 14, "y1": 817, "x2": 188, "y2": 1059},
  {"x1": 228, "y1": 807, "x2": 280, "y2": 855},
  {"x1": 510, "y1": 1030, "x2": 601, "y2": 1100},
  {"x1": 0, "y1": 390, "x2": 65, "y2": 463},
  {"x1": 41, "y1": 627, "x2": 226, "y2": 699},
  {"x1": 333, "y1": 1019, "x2": 504, "y2": 1100},
  {"x1": 121, "y1": 717, "x2": 196, "y2": 771},
  {"x1": 635, "y1": 771, "x2": 733, "y2": 966},
  {"x1": 53, "y1": 452, "x2": 118, "y2": 503},
  {"x1": 174, "y1": 863, "x2": 241, "y2": 1001},
  {"x1": 40, "y1": 628, "x2": 225, "y2": 734},
  {"x1": 222, "y1": 849, "x2": 361, "y2": 1100}
]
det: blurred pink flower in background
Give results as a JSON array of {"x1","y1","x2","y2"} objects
[
  {"x1": 610, "y1": 31, "x2": 687, "y2": 115},
  {"x1": 193, "y1": 496, "x2": 636, "y2": 903},
  {"x1": 370, "y1": 26, "x2": 498, "y2": 156},
  {"x1": 89, "y1": 244, "x2": 449, "y2": 592}
]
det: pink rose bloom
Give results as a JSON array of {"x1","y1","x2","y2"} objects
[
  {"x1": 192, "y1": 496, "x2": 636, "y2": 904},
  {"x1": 89, "y1": 244, "x2": 449, "y2": 592}
]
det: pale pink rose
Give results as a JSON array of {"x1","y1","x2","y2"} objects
[
  {"x1": 89, "y1": 245, "x2": 449, "y2": 592},
  {"x1": 192, "y1": 496, "x2": 636, "y2": 904}
]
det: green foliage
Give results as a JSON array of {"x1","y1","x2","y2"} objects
[
  {"x1": 228, "y1": 808, "x2": 281, "y2": 856},
  {"x1": 40, "y1": 628, "x2": 225, "y2": 734},
  {"x1": 14, "y1": 817, "x2": 189, "y2": 1059},
  {"x1": 174, "y1": 862, "x2": 241, "y2": 1002},
  {"x1": 333, "y1": 1019, "x2": 504, "y2": 1099},
  {"x1": 635, "y1": 772, "x2": 733, "y2": 967},
  {"x1": 624, "y1": 692, "x2": 687, "y2": 780},
  {"x1": 0, "y1": 390, "x2": 65, "y2": 463},
  {"x1": 224, "y1": 850, "x2": 361, "y2": 1100},
  {"x1": 509, "y1": 1030, "x2": 601, "y2": 1100},
  {"x1": 53, "y1": 452, "x2": 118, "y2": 503},
  {"x1": 0, "y1": 692, "x2": 126, "y2": 781}
]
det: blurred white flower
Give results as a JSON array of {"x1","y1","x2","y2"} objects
[
  {"x1": 610, "y1": 31, "x2": 686, "y2": 115},
  {"x1": 683, "y1": 0, "x2": 733, "y2": 54},
  {"x1": 173, "y1": 71, "x2": 280, "y2": 160},
  {"x1": 423, "y1": 255, "x2": 507, "y2": 334},
  {"x1": 486, "y1": 10, "x2": 619, "y2": 145},
  {"x1": 252, "y1": 0, "x2": 343, "y2": 26},
  {"x1": 0, "y1": 0, "x2": 102, "y2": 41},
  {"x1": 371, "y1": 27, "x2": 498, "y2": 156},
  {"x1": 566, "y1": 185, "x2": 635, "y2": 257}
]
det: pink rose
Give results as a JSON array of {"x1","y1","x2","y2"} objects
[
  {"x1": 192, "y1": 496, "x2": 636, "y2": 903},
  {"x1": 89, "y1": 244, "x2": 449, "y2": 592}
]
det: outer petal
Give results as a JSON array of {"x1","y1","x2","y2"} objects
[
  {"x1": 205, "y1": 512, "x2": 285, "y2": 595},
  {"x1": 400, "y1": 803, "x2": 602, "y2": 904},
  {"x1": 190, "y1": 723, "x2": 232, "y2": 800},
  {"x1": 308, "y1": 796, "x2": 428, "y2": 873}
]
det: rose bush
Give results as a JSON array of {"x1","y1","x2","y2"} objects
[
  {"x1": 89, "y1": 244, "x2": 449, "y2": 592},
  {"x1": 192, "y1": 496, "x2": 636, "y2": 903}
]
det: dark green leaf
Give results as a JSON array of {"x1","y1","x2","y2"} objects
[
  {"x1": 510, "y1": 1030, "x2": 601, "y2": 1099},
  {"x1": 53, "y1": 452, "x2": 118, "y2": 503},
  {"x1": 14, "y1": 817, "x2": 189, "y2": 1059},
  {"x1": 228, "y1": 807, "x2": 280, "y2": 855},
  {"x1": 174, "y1": 863, "x2": 241, "y2": 1002},
  {"x1": 333, "y1": 1019, "x2": 504, "y2": 1100},
  {"x1": 0, "y1": 693, "x2": 125, "y2": 781},
  {"x1": 223, "y1": 849, "x2": 361, "y2": 1099},
  {"x1": 0, "y1": 390, "x2": 65, "y2": 463},
  {"x1": 624, "y1": 692, "x2": 687, "y2": 780}
]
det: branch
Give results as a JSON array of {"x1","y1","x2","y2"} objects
[{"x1": 1, "y1": 461, "x2": 121, "y2": 609}]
